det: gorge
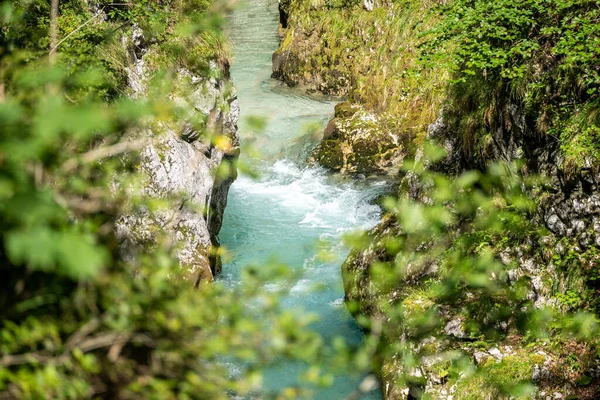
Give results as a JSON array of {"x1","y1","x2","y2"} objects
[
  {"x1": 1, "y1": 0, "x2": 599, "y2": 398},
  {"x1": 266, "y1": 0, "x2": 600, "y2": 398}
]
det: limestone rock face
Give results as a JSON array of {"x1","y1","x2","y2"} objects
[
  {"x1": 271, "y1": 24, "x2": 352, "y2": 96},
  {"x1": 428, "y1": 104, "x2": 600, "y2": 251},
  {"x1": 117, "y1": 30, "x2": 239, "y2": 284}
]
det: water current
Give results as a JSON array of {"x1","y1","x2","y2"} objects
[{"x1": 220, "y1": 1, "x2": 386, "y2": 398}]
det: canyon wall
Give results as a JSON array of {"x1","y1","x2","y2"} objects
[{"x1": 117, "y1": 28, "x2": 239, "y2": 283}]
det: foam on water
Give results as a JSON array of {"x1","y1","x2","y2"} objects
[
  {"x1": 329, "y1": 298, "x2": 346, "y2": 309},
  {"x1": 233, "y1": 160, "x2": 381, "y2": 232}
]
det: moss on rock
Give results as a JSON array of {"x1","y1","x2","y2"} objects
[
  {"x1": 312, "y1": 139, "x2": 344, "y2": 170},
  {"x1": 311, "y1": 106, "x2": 405, "y2": 174},
  {"x1": 272, "y1": 0, "x2": 447, "y2": 173},
  {"x1": 334, "y1": 102, "x2": 358, "y2": 119}
]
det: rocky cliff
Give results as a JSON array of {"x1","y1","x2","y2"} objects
[
  {"x1": 117, "y1": 28, "x2": 239, "y2": 284},
  {"x1": 273, "y1": 0, "x2": 442, "y2": 175}
]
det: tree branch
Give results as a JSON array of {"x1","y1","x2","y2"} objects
[
  {"x1": 61, "y1": 138, "x2": 149, "y2": 173},
  {"x1": 49, "y1": 0, "x2": 59, "y2": 64},
  {"x1": 50, "y1": 10, "x2": 104, "y2": 55},
  {"x1": 0, "y1": 352, "x2": 60, "y2": 367},
  {"x1": 64, "y1": 318, "x2": 101, "y2": 350},
  {"x1": 0, "y1": 332, "x2": 155, "y2": 368}
]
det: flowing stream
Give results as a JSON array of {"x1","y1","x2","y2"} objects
[{"x1": 220, "y1": 0, "x2": 385, "y2": 398}]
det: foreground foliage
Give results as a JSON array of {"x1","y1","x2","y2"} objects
[
  {"x1": 343, "y1": 153, "x2": 600, "y2": 398},
  {"x1": 2, "y1": 0, "x2": 599, "y2": 398},
  {"x1": 0, "y1": 1, "x2": 369, "y2": 398}
]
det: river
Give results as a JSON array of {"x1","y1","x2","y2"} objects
[{"x1": 220, "y1": 0, "x2": 385, "y2": 398}]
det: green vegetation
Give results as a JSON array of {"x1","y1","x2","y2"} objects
[
  {"x1": 276, "y1": 0, "x2": 447, "y2": 129},
  {"x1": 277, "y1": 0, "x2": 599, "y2": 177},
  {"x1": 2, "y1": 0, "x2": 599, "y2": 398},
  {"x1": 424, "y1": 0, "x2": 600, "y2": 173},
  {"x1": 274, "y1": 0, "x2": 449, "y2": 172},
  {"x1": 343, "y1": 155, "x2": 600, "y2": 398},
  {"x1": 450, "y1": 351, "x2": 546, "y2": 399}
]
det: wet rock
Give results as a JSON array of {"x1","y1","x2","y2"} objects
[
  {"x1": 334, "y1": 102, "x2": 359, "y2": 119},
  {"x1": 272, "y1": 49, "x2": 300, "y2": 85},
  {"x1": 313, "y1": 139, "x2": 344, "y2": 170},
  {"x1": 322, "y1": 118, "x2": 339, "y2": 139}
]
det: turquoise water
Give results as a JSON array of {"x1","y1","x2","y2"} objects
[{"x1": 220, "y1": 1, "x2": 385, "y2": 398}]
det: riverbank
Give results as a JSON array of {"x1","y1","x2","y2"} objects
[{"x1": 272, "y1": 0, "x2": 600, "y2": 398}]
